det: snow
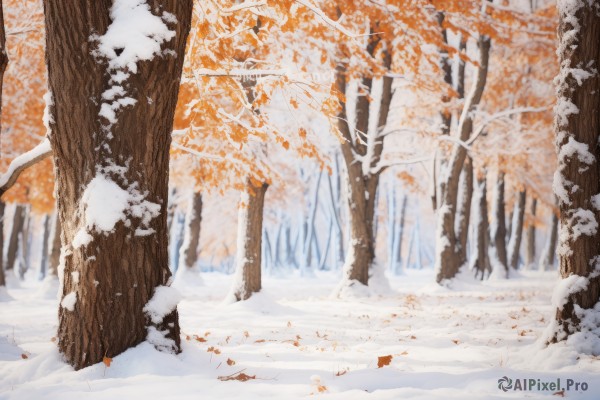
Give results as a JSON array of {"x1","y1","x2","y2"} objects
[
  {"x1": 143, "y1": 285, "x2": 182, "y2": 325},
  {"x1": 551, "y1": 274, "x2": 589, "y2": 310},
  {"x1": 95, "y1": 0, "x2": 176, "y2": 73},
  {"x1": 2, "y1": 270, "x2": 600, "y2": 399},
  {"x1": 60, "y1": 292, "x2": 77, "y2": 312},
  {"x1": 0, "y1": 139, "x2": 52, "y2": 189},
  {"x1": 568, "y1": 208, "x2": 598, "y2": 240}
]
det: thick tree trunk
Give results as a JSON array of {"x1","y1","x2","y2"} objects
[
  {"x1": 508, "y1": 190, "x2": 526, "y2": 269},
  {"x1": 489, "y1": 171, "x2": 508, "y2": 277},
  {"x1": 456, "y1": 156, "x2": 473, "y2": 265},
  {"x1": 539, "y1": 211, "x2": 559, "y2": 271},
  {"x1": 229, "y1": 180, "x2": 268, "y2": 301},
  {"x1": 435, "y1": 35, "x2": 491, "y2": 283},
  {"x1": 47, "y1": 211, "x2": 61, "y2": 277},
  {"x1": 525, "y1": 198, "x2": 537, "y2": 267},
  {"x1": 44, "y1": 0, "x2": 192, "y2": 369},
  {"x1": 550, "y1": 1, "x2": 600, "y2": 346},
  {"x1": 470, "y1": 172, "x2": 491, "y2": 280},
  {"x1": 178, "y1": 191, "x2": 202, "y2": 270},
  {"x1": 6, "y1": 204, "x2": 25, "y2": 271}
]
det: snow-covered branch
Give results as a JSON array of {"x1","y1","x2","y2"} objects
[
  {"x1": 371, "y1": 155, "x2": 431, "y2": 175},
  {"x1": 294, "y1": 0, "x2": 368, "y2": 38},
  {"x1": 0, "y1": 138, "x2": 52, "y2": 196},
  {"x1": 219, "y1": 1, "x2": 267, "y2": 14}
]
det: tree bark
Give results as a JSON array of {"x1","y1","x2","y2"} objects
[
  {"x1": 470, "y1": 171, "x2": 491, "y2": 280},
  {"x1": 539, "y1": 210, "x2": 559, "y2": 271},
  {"x1": 508, "y1": 190, "x2": 526, "y2": 269},
  {"x1": 40, "y1": 214, "x2": 51, "y2": 278},
  {"x1": 551, "y1": 1, "x2": 600, "y2": 345},
  {"x1": 230, "y1": 180, "x2": 268, "y2": 301},
  {"x1": 47, "y1": 211, "x2": 61, "y2": 277},
  {"x1": 44, "y1": 0, "x2": 192, "y2": 369},
  {"x1": 435, "y1": 34, "x2": 491, "y2": 283},
  {"x1": 456, "y1": 156, "x2": 473, "y2": 265},
  {"x1": 178, "y1": 191, "x2": 202, "y2": 270},
  {"x1": 5, "y1": 204, "x2": 25, "y2": 271},
  {"x1": 489, "y1": 171, "x2": 508, "y2": 277},
  {"x1": 525, "y1": 198, "x2": 537, "y2": 267}
]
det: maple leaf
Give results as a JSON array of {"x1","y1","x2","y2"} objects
[{"x1": 377, "y1": 355, "x2": 393, "y2": 368}]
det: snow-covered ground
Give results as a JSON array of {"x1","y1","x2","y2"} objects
[{"x1": 1, "y1": 269, "x2": 599, "y2": 399}]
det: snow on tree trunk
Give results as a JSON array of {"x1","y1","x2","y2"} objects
[
  {"x1": 6, "y1": 204, "x2": 25, "y2": 272},
  {"x1": 539, "y1": 210, "x2": 559, "y2": 271},
  {"x1": 470, "y1": 171, "x2": 491, "y2": 280},
  {"x1": 489, "y1": 171, "x2": 508, "y2": 278},
  {"x1": 228, "y1": 179, "x2": 268, "y2": 302},
  {"x1": 435, "y1": 34, "x2": 491, "y2": 284},
  {"x1": 549, "y1": 0, "x2": 600, "y2": 349},
  {"x1": 525, "y1": 198, "x2": 538, "y2": 268},
  {"x1": 508, "y1": 190, "x2": 526, "y2": 270},
  {"x1": 44, "y1": 0, "x2": 192, "y2": 370}
]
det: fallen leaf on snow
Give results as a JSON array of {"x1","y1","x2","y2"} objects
[{"x1": 377, "y1": 355, "x2": 393, "y2": 368}]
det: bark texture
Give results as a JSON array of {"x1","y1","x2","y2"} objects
[
  {"x1": 40, "y1": 214, "x2": 51, "y2": 278},
  {"x1": 43, "y1": 0, "x2": 192, "y2": 369},
  {"x1": 48, "y1": 212, "x2": 61, "y2": 277},
  {"x1": 489, "y1": 171, "x2": 508, "y2": 277},
  {"x1": 435, "y1": 34, "x2": 491, "y2": 283},
  {"x1": 5, "y1": 204, "x2": 25, "y2": 271},
  {"x1": 508, "y1": 190, "x2": 526, "y2": 269},
  {"x1": 551, "y1": 2, "x2": 600, "y2": 344},
  {"x1": 456, "y1": 156, "x2": 473, "y2": 265},
  {"x1": 525, "y1": 198, "x2": 537, "y2": 267},
  {"x1": 178, "y1": 191, "x2": 202, "y2": 270},
  {"x1": 231, "y1": 180, "x2": 268, "y2": 301},
  {"x1": 471, "y1": 172, "x2": 491, "y2": 280}
]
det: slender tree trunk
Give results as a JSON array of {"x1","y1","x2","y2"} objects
[
  {"x1": 229, "y1": 180, "x2": 268, "y2": 301},
  {"x1": 395, "y1": 195, "x2": 408, "y2": 272},
  {"x1": 456, "y1": 156, "x2": 473, "y2": 265},
  {"x1": 47, "y1": 211, "x2": 60, "y2": 277},
  {"x1": 489, "y1": 171, "x2": 508, "y2": 277},
  {"x1": 539, "y1": 210, "x2": 559, "y2": 271},
  {"x1": 470, "y1": 171, "x2": 491, "y2": 280},
  {"x1": 44, "y1": 0, "x2": 192, "y2": 369},
  {"x1": 0, "y1": 202, "x2": 4, "y2": 287},
  {"x1": 525, "y1": 198, "x2": 537, "y2": 267},
  {"x1": 19, "y1": 205, "x2": 32, "y2": 279},
  {"x1": 39, "y1": 214, "x2": 51, "y2": 278},
  {"x1": 508, "y1": 190, "x2": 526, "y2": 269},
  {"x1": 6, "y1": 204, "x2": 25, "y2": 271},
  {"x1": 551, "y1": 1, "x2": 600, "y2": 346},
  {"x1": 178, "y1": 191, "x2": 202, "y2": 270},
  {"x1": 435, "y1": 35, "x2": 491, "y2": 283}
]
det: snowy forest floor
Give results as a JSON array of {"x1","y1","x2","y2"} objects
[{"x1": 1, "y1": 269, "x2": 599, "y2": 399}]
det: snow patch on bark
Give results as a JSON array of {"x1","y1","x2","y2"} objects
[
  {"x1": 146, "y1": 326, "x2": 178, "y2": 353},
  {"x1": 551, "y1": 274, "x2": 589, "y2": 310},
  {"x1": 60, "y1": 292, "x2": 77, "y2": 311},
  {"x1": 74, "y1": 173, "x2": 160, "y2": 248},
  {"x1": 143, "y1": 285, "x2": 181, "y2": 324}
]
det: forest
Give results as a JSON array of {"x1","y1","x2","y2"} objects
[{"x1": 0, "y1": 0, "x2": 599, "y2": 398}]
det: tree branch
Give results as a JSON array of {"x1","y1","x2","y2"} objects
[{"x1": 0, "y1": 138, "x2": 51, "y2": 196}]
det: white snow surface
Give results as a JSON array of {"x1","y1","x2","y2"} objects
[{"x1": 2, "y1": 270, "x2": 600, "y2": 399}]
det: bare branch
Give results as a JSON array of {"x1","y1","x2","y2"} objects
[{"x1": 0, "y1": 138, "x2": 51, "y2": 196}]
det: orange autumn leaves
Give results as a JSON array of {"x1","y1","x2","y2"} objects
[{"x1": 1, "y1": 0, "x2": 54, "y2": 213}]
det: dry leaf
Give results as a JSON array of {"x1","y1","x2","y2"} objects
[
  {"x1": 377, "y1": 355, "x2": 393, "y2": 368},
  {"x1": 218, "y1": 371, "x2": 256, "y2": 382},
  {"x1": 103, "y1": 356, "x2": 112, "y2": 367},
  {"x1": 227, "y1": 358, "x2": 236, "y2": 366},
  {"x1": 21, "y1": 353, "x2": 28, "y2": 359},
  {"x1": 195, "y1": 336, "x2": 207, "y2": 343},
  {"x1": 553, "y1": 389, "x2": 565, "y2": 397}
]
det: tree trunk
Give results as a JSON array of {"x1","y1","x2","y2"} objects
[
  {"x1": 19, "y1": 205, "x2": 32, "y2": 279},
  {"x1": 508, "y1": 190, "x2": 526, "y2": 269},
  {"x1": 470, "y1": 171, "x2": 491, "y2": 280},
  {"x1": 0, "y1": 202, "x2": 5, "y2": 287},
  {"x1": 6, "y1": 204, "x2": 25, "y2": 271},
  {"x1": 539, "y1": 210, "x2": 559, "y2": 271},
  {"x1": 525, "y1": 198, "x2": 537, "y2": 267},
  {"x1": 229, "y1": 180, "x2": 268, "y2": 301},
  {"x1": 550, "y1": 1, "x2": 600, "y2": 346},
  {"x1": 489, "y1": 171, "x2": 508, "y2": 277},
  {"x1": 395, "y1": 195, "x2": 408, "y2": 273},
  {"x1": 178, "y1": 191, "x2": 202, "y2": 270},
  {"x1": 47, "y1": 211, "x2": 61, "y2": 277},
  {"x1": 456, "y1": 156, "x2": 473, "y2": 265},
  {"x1": 435, "y1": 34, "x2": 491, "y2": 283},
  {"x1": 39, "y1": 214, "x2": 51, "y2": 278},
  {"x1": 44, "y1": 0, "x2": 192, "y2": 370}
]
